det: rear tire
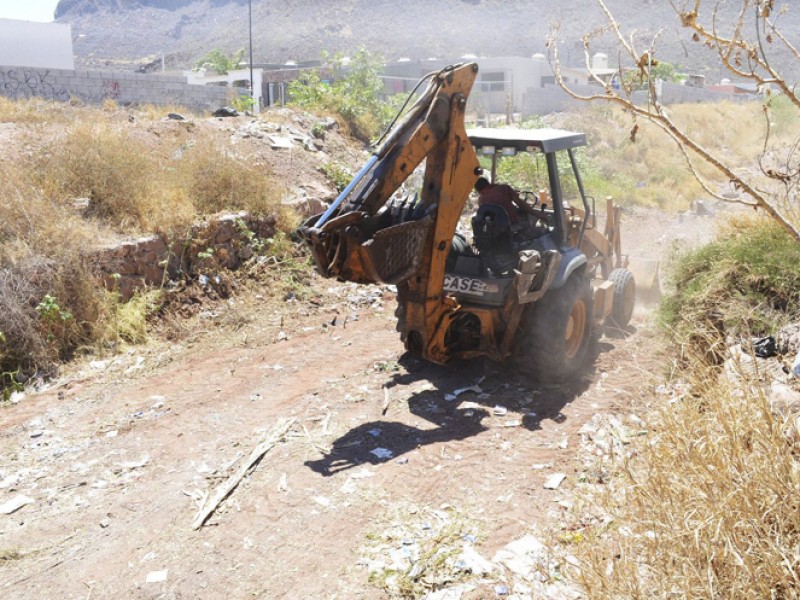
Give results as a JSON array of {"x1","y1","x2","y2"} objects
[
  {"x1": 607, "y1": 268, "x2": 636, "y2": 328},
  {"x1": 516, "y1": 272, "x2": 594, "y2": 382}
]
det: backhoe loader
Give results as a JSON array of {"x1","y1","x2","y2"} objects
[{"x1": 301, "y1": 63, "x2": 634, "y2": 381}]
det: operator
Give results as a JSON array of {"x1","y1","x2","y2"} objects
[{"x1": 474, "y1": 177, "x2": 537, "y2": 225}]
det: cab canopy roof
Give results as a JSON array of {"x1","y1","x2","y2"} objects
[{"x1": 467, "y1": 127, "x2": 586, "y2": 154}]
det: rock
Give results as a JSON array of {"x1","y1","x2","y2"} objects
[
  {"x1": 145, "y1": 570, "x2": 168, "y2": 584},
  {"x1": 0, "y1": 494, "x2": 35, "y2": 515},
  {"x1": 455, "y1": 544, "x2": 494, "y2": 575},
  {"x1": 166, "y1": 112, "x2": 185, "y2": 121},
  {"x1": 778, "y1": 323, "x2": 800, "y2": 356},
  {"x1": 543, "y1": 473, "x2": 567, "y2": 490},
  {"x1": 268, "y1": 135, "x2": 293, "y2": 150},
  {"x1": 212, "y1": 106, "x2": 239, "y2": 117}
]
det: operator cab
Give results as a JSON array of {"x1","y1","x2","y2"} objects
[{"x1": 443, "y1": 127, "x2": 592, "y2": 307}]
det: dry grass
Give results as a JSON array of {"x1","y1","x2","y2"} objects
[
  {"x1": 0, "y1": 99, "x2": 290, "y2": 381},
  {"x1": 180, "y1": 138, "x2": 284, "y2": 218},
  {"x1": 565, "y1": 215, "x2": 800, "y2": 598},
  {"x1": 571, "y1": 370, "x2": 800, "y2": 599},
  {"x1": 554, "y1": 101, "x2": 797, "y2": 211}
]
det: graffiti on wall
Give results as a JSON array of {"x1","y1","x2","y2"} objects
[
  {"x1": 0, "y1": 68, "x2": 70, "y2": 101},
  {"x1": 102, "y1": 80, "x2": 120, "y2": 99}
]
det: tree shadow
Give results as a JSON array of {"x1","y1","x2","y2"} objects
[{"x1": 305, "y1": 340, "x2": 605, "y2": 476}]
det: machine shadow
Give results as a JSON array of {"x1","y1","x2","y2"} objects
[{"x1": 305, "y1": 341, "x2": 603, "y2": 477}]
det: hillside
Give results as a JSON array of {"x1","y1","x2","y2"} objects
[{"x1": 51, "y1": 0, "x2": 794, "y2": 78}]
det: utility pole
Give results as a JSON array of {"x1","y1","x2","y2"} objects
[{"x1": 248, "y1": 0, "x2": 255, "y2": 107}]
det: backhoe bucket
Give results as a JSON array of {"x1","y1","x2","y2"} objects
[{"x1": 627, "y1": 257, "x2": 661, "y2": 301}]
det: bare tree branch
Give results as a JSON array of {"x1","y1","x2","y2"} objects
[{"x1": 549, "y1": 0, "x2": 800, "y2": 241}]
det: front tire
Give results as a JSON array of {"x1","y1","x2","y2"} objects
[
  {"x1": 606, "y1": 268, "x2": 636, "y2": 328},
  {"x1": 516, "y1": 272, "x2": 594, "y2": 382}
]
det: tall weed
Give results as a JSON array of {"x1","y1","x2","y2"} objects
[{"x1": 572, "y1": 372, "x2": 800, "y2": 598}]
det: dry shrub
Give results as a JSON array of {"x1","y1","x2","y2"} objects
[
  {"x1": 0, "y1": 161, "x2": 107, "y2": 378},
  {"x1": 573, "y1": 371, "x2": 800, "y2": 598},
  {"x1": 37, "y1": 123, "x2": 159, "y2": 229},
  {"x1": 178, "y1": 138, "x2": 283, "y2": 217},
  {"x1": 0, "y1": 258, "x2": 106, "y2": 379}
]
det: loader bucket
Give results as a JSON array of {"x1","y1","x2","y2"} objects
[{"x1": 627, "y1": 257, "x2": 661, "y2": 301}]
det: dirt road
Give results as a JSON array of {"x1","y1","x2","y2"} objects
[{"x1": 0, "y1": 207, "x2": 718, "y2": 599}]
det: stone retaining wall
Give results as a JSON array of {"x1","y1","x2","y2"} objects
[{"x1": 93, "y1": 213, "x2": 276, "y2": 299}]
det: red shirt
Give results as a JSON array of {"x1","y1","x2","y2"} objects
[{"x1": 478, "y1": 184, "x2": 522, "y2": 224}]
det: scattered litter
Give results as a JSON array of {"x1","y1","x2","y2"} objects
[
  {"x1": 250, "y1": 393, "x2": 262, "y2": 402},
  {"x1": 9, "y1": 391, "x2": 25, "y2": 404},
  {"x1": 0, "y1": 494, "x2": 34, "y2": 515},
  {"x1": 531, "y1": 463, "x2": 552, "y2": 470},
  {"x1": 89, "y1": 360, "x2": 109, "y2": 371},
  {"x1": 277, "y1": 331, "x2": 288, "y2": 341},
  {"x1": 793, "y1": 350, "x2": 800, "y2": 378},
  {"x1": 99, "y1": 517, "x2": 111, "y2": 528},
  {"x1": 462, "y1": 534, "x2": 478, "y2": 543},
  {"x1": 368, "y1": 428, "x2": 382, "y2": 437},
  {"x1": 444, "y1": 384, "x2": 483, "y2": 402},
  {"x1": 313, "y1": 495, "x2": 331, "y2": 507},
  {"x1": 456, "y1": 544, "x2": 494, "y2": 575},
  {"x1": 493, "y1": 405, "x2": 508, "y2": 416},
  {"x1": 371, "y1": 447, "x2": 394, "y2": 460},
  {"x1": 750, "y1": 336, "x2": 777, "y2": 358},
  {"x1": 499, "y1": 419, "x2": 522, "y2": 427},
  {"x1": 105, "y1": 430, "x2": 118, "y2": 438},
  {"x1": 553, "y1": 412, "x2": 567, "y2": 423},
  {"x1": 277, "y1": 473, "x2": 288, "y2": 492},
  {"x1": 145, "y1": 569, "x2": 168, "y2": 584},
  {"x1": 423, "y1": 585, "x2": 475, "y2": 600},
  {"x1": 396, "y1": 457, "x2": 409, "y2": 465},
  {"x1": 492, "y1": 534, "x2": 547, "y2": 579},
  {"x1": 544, "y1": 473, "x2": 567, "y2": 490},
  {"x1": 494, "y1": 584, "x2": 509, "y2": 595}
]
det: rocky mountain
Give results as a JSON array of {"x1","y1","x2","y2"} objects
[{"x1": 53, "y1": 0, "x2": 797, "y2": 79}]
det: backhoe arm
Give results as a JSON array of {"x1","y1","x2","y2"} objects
[
  {"x1": 303, "y1": 63, "x2": 478, "y2": 284},
  {"x1": 301, "y1": 62, "x2": 481, "y2": 363}
]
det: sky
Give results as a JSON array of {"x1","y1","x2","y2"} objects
[{"x1": 0, "y1": 0, "x2": 61, "y2": 23}]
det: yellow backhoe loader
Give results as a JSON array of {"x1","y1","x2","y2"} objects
[{"x1": 301, "y1": 63, "x2": 635, "y2": 381}]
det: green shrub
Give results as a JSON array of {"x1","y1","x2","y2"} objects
[
  {"x1": 659, "y1": 216, "x2": 800, "y2": 361},
  {"x1": 288, "y1": 47, "x2": 395, "y2": 142}
]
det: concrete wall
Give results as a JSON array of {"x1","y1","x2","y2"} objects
[
  {"x1": 658, "y1": 81, "x2": 754, "y2": 104},
  {"x1": 522, "y1": 81, "x2": 756, "y2": 116},
  {"x1": 0, "y1": 19, "x2": 74, "y2": 70},
  {"x1": 0, "y1": 64, "x2": 231, "y2": 110}
]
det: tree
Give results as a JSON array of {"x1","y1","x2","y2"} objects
[
  {"x1": 194, "y1": 48, "x2": 245, "y2": 75},
  {"x1": 548, "y1": 0, "x2": 800, "y2": 240}
]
